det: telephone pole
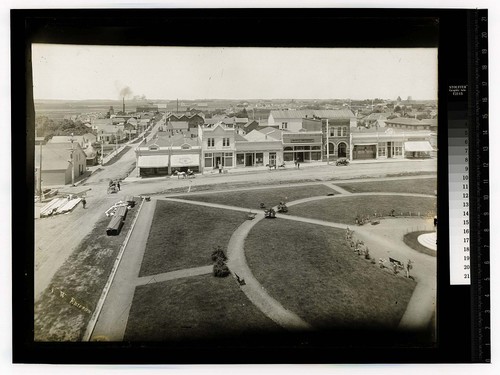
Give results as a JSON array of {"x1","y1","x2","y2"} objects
[
  {"x1": 38, "y1": 135, "x2": 43, "y2": 201},
  {"x1": 70, "y1": 133, "x2": 75, "y2": 186},
  {"x1": 326, "y1": 119, "x2": 330, "y2": 165}
]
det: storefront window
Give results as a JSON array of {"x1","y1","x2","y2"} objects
[
  {"x1": 394, "y1": 142, "x2": 403, "y2": 156},
  {"x1": 236, "y1": 153, "x2": 245, "y2": 165},
  {"x1": 284, "y1": 152, "x2": 294, "y2": 162},
  {"x1": 378, "y1": 143, "x2": 386, "y2": 157},
  {"x1": 204, "y1": 153, "x2": 213, "y2": 168},
  {"x1": 224, "y1": 152, "x2": 233, "y2": 167},
  {"x1": 311, "y1": 151, "x2": 321, "y2": 160},
  {"x1": 256, "y1": 153, "x2": 264, "y2": 165}
]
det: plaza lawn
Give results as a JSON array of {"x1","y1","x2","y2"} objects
[
  {"x1": 34, "y1": 205, "x2": 139, "y2": 341},
  {"x1": 176, "y1": 184, "x2": 337, "y2": 210},
  {"x1": 124, "y1": 274, "x2": 281, "y2": 341},
  {"x1": 336, "y1": 178, "x2": 437, "y2": 195},
  {"x1": 139, "y1": 200, "x2": 246, "y2": 277},
  {"x1": 245, "y1": 220, "x2": 416, "y2": 329},
  {"x1": 291, "y1": 195, "x2": 436, "y2": 224}
]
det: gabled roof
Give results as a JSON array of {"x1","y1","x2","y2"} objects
[
  {"x1": 363, "y1": 112, "x2": 390, "y2": 122},
  {"x1": 259, "y1": 127, "x2": 284, "y2": 140},
  {"x1": 143, "y1": 133, "x2": 199, "y2": 148},
  {"x1": 35, "y1": 142, "x2": 84, "y2": 171},
  {"x1": 96, "y1": 124, "x2": 124, "y2": 134},
  {"x1": 243, "y1": 120, "x2": 259, "y2": 128},
  {"x1": 235, "y1": 134, "x2": 248, "y2": 142}
]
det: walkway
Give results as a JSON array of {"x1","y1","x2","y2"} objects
[{"x1": 87, "y1": 184, "x2": 437, "y2": 340}]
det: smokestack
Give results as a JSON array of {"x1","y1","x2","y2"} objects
[{"x1": 123, "y1": 97, "x2": 125, "y2": 114}]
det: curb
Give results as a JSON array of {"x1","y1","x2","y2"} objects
[{"x1": 82, "y1": 197, "x2": 146, "y2": 341}]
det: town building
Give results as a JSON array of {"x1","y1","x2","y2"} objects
[
  {"x1": 135, "y1": 133, "x2": 201, "y2": 177},
  {"x1": 384, "y1": 117, "x2": 433, "y2": 130},
  {"x1": 35, "y1": 142, "x2": 87, "y2": 186},
  {"x1": 268, "y1": 109, "x2": 356, "y2": 132},
  {"x1": 234, "y1": 130, "x2": 283, "y2": 168},
  {"x1": 199, "y1": 123, "x2": 235, "y2": 171},
  {"x1": 350, "y1": 128, "x2": 433, "y2": 160},
  {"x1": 282, "y1": 131, "x2": 323, "y2": 163}
]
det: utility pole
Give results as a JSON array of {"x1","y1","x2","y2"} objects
[
  {"x1": 101, "y1": 139, "x2": 104, "y2": 166},
  {"x1": 168, "y1": 136, "x2": 173, "y2": 175},
  {"x1": 326, "y1": 119, "x2": 330, "y2": 164},
  {"x1": 70, "y1": 133, "x2": 75, "y2": 186},
  {"x1": 38, "y1": 135, "x2": 43, "y2": 201}
]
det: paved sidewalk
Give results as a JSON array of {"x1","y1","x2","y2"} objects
[{"x1": 90, "y1": 199, "x2": 157, "y2": 341}]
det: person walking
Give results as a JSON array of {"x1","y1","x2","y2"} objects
[
  {"x1": 82, "y1": 197, "x2": 87, "y2": 209},
  {"x1": 117, "y1": 181, "x2": 121, "y2": 191}
]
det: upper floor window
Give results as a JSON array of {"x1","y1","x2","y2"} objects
[
  {"x1": 207, "y1": 138, "x2": 215, "y2": 147},
  {"x1": 223, "y1": 137, "x2": 230, "y2": 147},
  {"x1": 281, "y1": 122, "x2": 288, "y2": 129}
]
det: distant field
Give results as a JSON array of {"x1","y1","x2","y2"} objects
[
  {"x1": 124, "y1": 274, "x2": 280, "y2": 341},
  {"x1": 245, "y1": 219, "x2": 416, "y2": 329},
  {"x1": 336, "y1": 178, "x2": 437, "y2": 195}
]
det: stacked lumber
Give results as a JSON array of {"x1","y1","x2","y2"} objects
[
  {"x1": 40, "y1": 197, "x2": 81, "y2": 217},
  {"x1": 106, "y1": 205, "x2": 128, "y2": 236}
]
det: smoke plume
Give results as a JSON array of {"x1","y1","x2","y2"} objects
[{"x1": 119, "y1": 86, "x2": 133, "y2": 98}]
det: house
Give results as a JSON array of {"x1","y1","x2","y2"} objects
[
  {"x1": 242, "y1": 120, "x2": 260, "y2": 134},
  {"x1": 167, "y1": 113, "x2": 204, "y2": 130},
  {"x1": 165, "y1": 121, "x2": 189, "y2": 135},
  {"x1": 96, "y1": 124, "x2": 125, "y2": 143},
  {"x1": 35, "y1": 142, "x2": 87, "y2": 186},
  {"x1": 135, "y1": 133, "x2": 201, "y2": 177},
  {"x1": 48, "y1": 133, "x2": 96, "y2": 149}
]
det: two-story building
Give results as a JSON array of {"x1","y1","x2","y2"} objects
[
  {"x1": 35, "y1": 142, "x2": 87, "y2": 186},
  {"x1": 199, "y1": 124, "x2": 235, "y2": 171}
]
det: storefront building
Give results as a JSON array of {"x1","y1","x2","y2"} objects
[
  {"x1": 350, "y1": 129, "x2": 433, "y2": 160},
  {"x1": 234, "y1": 130, "x2": 283, "y2": 167},
  {"x1": 135, "y1": 133, "x2": 201, "y2": 177},
  {"x1": 282, "y1": 132, "x2": 323, "y2": 163},
  {"x1": 200, "y1": 124, "x2": 236, "y2": 171}
]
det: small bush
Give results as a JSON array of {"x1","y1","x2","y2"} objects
[
  {"x1": 370, "y1": 258, "x2": 376, "y2": 265},
  {"x1": 211, "y1": 247, "x2": 227, "y2": 262},
  {"x1": 213, "y1": 262, "x2": 230, "y2": 278}
]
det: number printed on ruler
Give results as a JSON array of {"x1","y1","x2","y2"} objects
[{"x1": 462, "y1": 129, "x2": 470, "y2": 282}]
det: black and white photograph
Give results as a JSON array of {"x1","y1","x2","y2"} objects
[
  {"x1": 8, "y1": 5, "x2": 498, "y2": 370},
  {"x1": 31, "y1": 45, "x2": 438, "y2": 344}
]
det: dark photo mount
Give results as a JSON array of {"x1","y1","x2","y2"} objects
[{"x1": 12, "y1": 8, "x2": 488, "y2": 364}]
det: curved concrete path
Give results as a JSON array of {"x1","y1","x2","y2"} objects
[{"x1": 168, "y1": 192, "x2": 437, "y2": 332}]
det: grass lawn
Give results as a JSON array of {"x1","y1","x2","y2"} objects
[
  {"x1": 176, "y1": 184, "x2": 336, "y2": 210},
  {"x1": 34, "y1": 204, "x2": 140, "y2": 341},
  {"x1": 336, "y1": 178, "x2": 437, "y2": 195},
  {"x1": 139, "y1": 200, "x2": 246, "y2": 277},
  {"x1": 292, "y1": 195, "x2": 436, "y2": 224},
  {"x1": 403, "y1": 231, "x2": 437, "y2": 257},
  {"x1": 124, "y1": 274, "x2": 280, "y2": 341},
  {"x1": 245, "y1": 220, "x2": 416, "y2": 329}
]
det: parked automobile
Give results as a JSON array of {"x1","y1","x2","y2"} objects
[{"x1": 336, "y1": 158, "x2": 350, "y2": 166}]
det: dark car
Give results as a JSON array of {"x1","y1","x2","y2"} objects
[{"x1": 336, "y1": 158, "x2": 350, "y2": 166}]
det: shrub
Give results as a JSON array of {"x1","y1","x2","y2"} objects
[
  {"x1": 211, "y1": 246, "x2": 227, "y2": 262},
  {"x1": 213, "y1": 262, "x2": 230, "y2": 278}
]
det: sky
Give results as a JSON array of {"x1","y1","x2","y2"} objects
[{"x1": 31, "y1": 45, "x2": 437, "y2": 101}]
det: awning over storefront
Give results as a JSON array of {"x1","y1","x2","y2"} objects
[
  {"x1": 404, "y1": 141, "x2": 433, "y2": 152},
  {"x1": 171, "y1": 154, "x2": 200, "y2": 167},
  {"x1": 137, "y1": 155, "x2": 169, "y2": 168}
]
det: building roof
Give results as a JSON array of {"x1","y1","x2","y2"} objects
[
  {"x1": 92, "y1": 119, "x2": 112, "y2": 126},
  {"x1": 48, "y1": 133, "x2": 96, "y2": 146},
  {"x1": 270, "y1": 109, "x2": 354, "y2": 120},
  {"x1": 362, "y1": 112, "x2": 390, "y2": 122},
  {"x1": 144, "y1": 133, "x2": 199, "y2": 148},
  {"x1": 166, "y1": 121, "x2": 189, "y2": 130},
  {"x1": 96, "y1": 124, "x2": 124, "y2": 134},
  {"x1": 385, "y1": 117, "x2": 432, "y2": 126},
  {"x1": 243, "y1": 120, "x2": 259, "y2": 128},
  {"x1": 259, "y1": 127, "x2": 284, "y2": 140},
  {"x1": 35, "y1": 142, "x2": 84, "y2": 171},
  {"x1": 235, "y1": 134, "x2": 248, "y2": 142}
]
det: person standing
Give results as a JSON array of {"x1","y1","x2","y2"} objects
[
  {"x1": 82, "y1": 197, "x2": 87, "y2": 209},
  {"x1": 117, "y1": 181, "x2": 121, "y2": 191},
  {"x1": 296, "y1": 158, "x2": 300, "y2": 169},
  {"x1": 218, "y1": 162, "x2": 222, "y2": 174}
]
